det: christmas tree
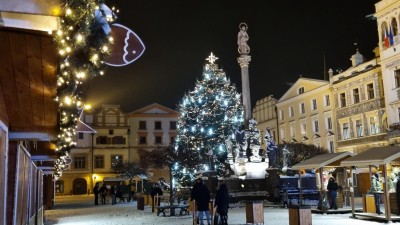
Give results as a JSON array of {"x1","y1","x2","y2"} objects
[{"x1": 174, "y1": 53, "x2": 243, "y2": 184}]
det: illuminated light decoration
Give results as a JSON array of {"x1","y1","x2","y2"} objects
[
  {"x1": 174, "y1": 53, "x2": 244, "y2": 184},
  {"x1": 53, "y1": 0, "x2": 117, "y2": 180}
]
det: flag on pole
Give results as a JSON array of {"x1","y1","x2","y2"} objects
[
  {"x1": 384, "y1": 28, "x2": 390, "y2": 48},
  {"x1": 389, "y1": 27, "x2": 394, "y2": 46}
]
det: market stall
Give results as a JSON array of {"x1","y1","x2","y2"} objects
[
  {"x1": 340, "y1": 146, "x2": 400, "y2": 222},
  {"x1": 291, "y1": 152, "x2": 353, "y2": 213}
]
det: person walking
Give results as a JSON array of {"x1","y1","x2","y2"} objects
[
  {"x1": 99, "y1": 183, "x2": 108, "y2": 205},
  {"x1": 215, "y1": 183, "x2": 229, "y2": 225},
  {"x1": 327, "y1": 177, "x2": 339, "y2": 210},
  {"x1": 192, "y1": 178, "x2": 211, "y2": 225},
  {"x1": 93, "y1": 183, "x2": 99, "y2": 205},
  {"x1": 150, "y1": 183, "x2": 163, "y2": 212},
  {"x1": 370, "y1": 172, "x2": 383, "y2": 214}
]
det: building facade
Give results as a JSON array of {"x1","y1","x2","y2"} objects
[
  {"x1": 375, "y1": 0, "x2": 400, "y2": 145},
  {"x1": 252, "y1": 95, "x2": 278, "y2": 149},
  {"x1": 128, "y1": 103, "x2": 179, "y2": 181},
  {"x1": 331, "y1": 51, "x2": 386, "y2": 153},
  {"x1": 61, "y1": 105, "x2": 130, "y2": 195},
  {"x1": 276, "y1": 77, "x2": 335, "y2": 152}
]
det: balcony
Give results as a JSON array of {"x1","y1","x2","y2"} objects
[{"x1": 337, "y1": 133, "x2": 387, "y2": 147}]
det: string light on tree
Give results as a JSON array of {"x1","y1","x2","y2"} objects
[{"x1": 174, "y1": 53, "x2": 244, "y2": 185}]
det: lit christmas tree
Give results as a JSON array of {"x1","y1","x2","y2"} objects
[
  {"x1": 174, "y1": 53, "x2": 244, "y2": 184},
  {"x1": 247, "y1": 118, "x2": 262, "y2": 162}
]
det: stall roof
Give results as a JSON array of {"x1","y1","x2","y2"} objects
[
  {"x1": 291, "y1": 152, "x2": 353, "y2": 170},
  {"x1": 340, "y1": 146, "x2": 400, "y2": 167}
]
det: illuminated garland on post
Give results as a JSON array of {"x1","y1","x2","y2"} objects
[{"x1": 53, "y1": 0, "x2": 117, "y2": 179}]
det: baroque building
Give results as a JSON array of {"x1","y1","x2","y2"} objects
[
  {"x1": 375, "y1": 0, "x2": 400, "y2": 145},
  {"x1": 276, "y1": 77, "x2": 335, "y2": 152},
  {"x1": 252, "y1": 95, "x2": 278, "y2": 149},
  {"x1": 331, "y1": 50, "x2": 386, "y2": 153},
  {"x1": 61, "y1": 105, "x2": 130, "y2": 195},
  {"x1": 127, "y1": 103, "x2": 179, "y2": 180}
]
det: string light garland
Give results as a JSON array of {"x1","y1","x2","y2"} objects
[
  {"x1": 174, "y1": 53, "x2": 244, "y2": 185},
  {"x1": 53, "y1": 0, "x2": 117, "y2": 179}
]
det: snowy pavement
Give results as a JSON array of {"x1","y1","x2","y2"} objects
[{"x1": 45, "y1": 195, "x2": 385, "y2": 225}]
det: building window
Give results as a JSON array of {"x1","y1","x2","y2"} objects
[
  {"x1": 311, "y1": 99, "x2": 317, "y2": 110},
  {"x1": 340, "y1": 93, "x2": 346, "y2": 107},
  {"x1": 155, "y1": 121, "x2": 162, "y2": 130},
  {"x1": 325, "y1": 95, "x2": 330, "y2": 107},
  {"x1": 289, "y1": 106, "x2": 294, "y2": 117},
  {"x1": 94, "y1": 155, "x2": 104, "y2": 168},
  {"x1": 109, "y1": 129, "x2": 114, "y2": 135},
  {"x1": 300, "y1": 123, "x2": 306, "y2": 135},
  {"x1": 139, "y1": 136, "x2": 147, "y2": 144},
  {"x1": 78, "y1": 133, "x2": 84, "y2": 139},
  {"x1": 139, "y1": 121, "x2": 146, "y2": 130},
  {"x1": 327, "y1": 117, "x2": 332, "y2": 130},
  {"x1": 111, "y1": 155, "x2": 123, "y2": 166},
  {"x1": 170, "y1": 121, "x2": 177, "y2": 130},
  {"x1": 353, "y1": 88, "x2": 360, "y2": 104},
  {"x1": 367, "y1": 83, "x2": 375, "y2": 100},
  {"x1": 290, "y1": 123, "x2": 295, "y2": 137},
  {"x1": 280, "y1": 127, "x2": 285, "y2": 140},
  {"x1": 170, "y1": 136, "x2": 175, "y2": 144},
  {"x1": 155, "y1": 136, "x2": 162, "y2": 144},
  {"x1": 328, "y1": 141, "x2": 334, "y2": 153},
  {"x1": 74, "y1": 156, "x2": 86, "y2": 169},
  {"x1": 96, "y1": 136, "x2": 109, "y2": 144},
  {"x1": 300, "y1": 103, "x2": 305, "y2": 114},
  {"x1": 313, "y1": 120, "x2": 319, "y2": 132},
  {"x1": 370, "y1": 117, "x2": 379, "y2": 134},
  {"x1": 112, "y1": 136, "x2": 126, "y2": 144},
  {"x1": 356, "y1": 120, "x2": 363, "y2": 137},
  {"x1": 342, "y1": 123, "x2": 349, "y2": 140},
  {"x1": 298, "y1": 87, "x2": 304, "y2": 94},
  {"x1": 395, "y1": 69, "x2": 400, "y2": 88},
  {"x1": 279, "y1": 110, "x2": 284, "y2": 120}
]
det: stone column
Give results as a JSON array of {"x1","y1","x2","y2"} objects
[{"x1": 238, "y1": 55, "x2": 252, "y2": 126}]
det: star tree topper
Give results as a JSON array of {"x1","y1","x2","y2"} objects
[{"x1": 206, "y1": 52, "x2": 218, "y2": 64}]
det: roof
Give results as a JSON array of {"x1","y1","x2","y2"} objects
[
  {"x1": 340, "y1": 146, "x2": 400, "y2": 167},
  {"x1": 291, "y1": 152, "x2": 353, "y2": 170}
]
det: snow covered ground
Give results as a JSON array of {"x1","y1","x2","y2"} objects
[{"x1": 45, "y1": 195, "x2": 382, "y2": 225}]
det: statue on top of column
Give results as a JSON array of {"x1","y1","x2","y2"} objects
[{"x1": 237, "y1": 22, "x2": 250, "y2": 55}]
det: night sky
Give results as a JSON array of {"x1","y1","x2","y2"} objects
[{"x1": 87, "y1": 0, "x2": 379, "y2": 113}]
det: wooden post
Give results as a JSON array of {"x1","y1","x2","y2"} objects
[{"x1": 383, "y1": 164, "x2": 391, "y2": 221}]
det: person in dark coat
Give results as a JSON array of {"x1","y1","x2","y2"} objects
[
  {"x1": 93, "y1": 183, "x2": 99, "y2": 205},
  {"x1": 110, "y1": 185, "x2": 116, "y2": 205},
  {"x1": 192, "y1": 178, "x2": 211, "y2": 225},
  {"x1": 396, "y1": 172, "x2": 400, "y2": 215},
  {"x1": 150, "y1": 183, "x2": 163, "y2": 212},
  {"x1": 99, "y1": 183, "x2": 108, "y2": 205},
  {"x1": 215, "y1": 183, "x2": 229, "y2": 225},
  {"x1": 327, "y1": 177, "x2": 339, "y2": 210}
]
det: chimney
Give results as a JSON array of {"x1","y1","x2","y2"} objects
[{"x1": 328, "y1": 68, "x2": 334, "y2": 84}]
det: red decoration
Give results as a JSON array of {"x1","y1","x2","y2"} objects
[{"x1": 104, "y1": 23, "x2": 145, "y2": 67}]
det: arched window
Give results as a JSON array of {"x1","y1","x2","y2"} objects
[{"x1": 391, "y1": 17, "x2": 398, "y2": 36}]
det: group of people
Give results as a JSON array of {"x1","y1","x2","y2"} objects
[
  {"x1": 191, "y1": 178, "x2": 229, "y2": 225},
  {"x1": 93, "y1": 183, "x2": 129, "y2": 205}
]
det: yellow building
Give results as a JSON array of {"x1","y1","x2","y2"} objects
[
  {"x1": 276, "y1": 77, "x2": 335, "y2": 152},
  {"x1": 375, "y1": 0, "x2": 400, "y2": 145},
  {"x1": 330, "y1": 50, "x2": 386, "y2": 153}
]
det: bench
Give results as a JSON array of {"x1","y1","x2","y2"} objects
[
  {"x1": 156, "y1": 205, "x2": 190, "y2": 217},
  {"x1": 281, "y1": 189, "x2": 319, "y2": 208}
]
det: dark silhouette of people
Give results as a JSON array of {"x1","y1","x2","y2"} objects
[
  {"x1": 327, "y1": 177, "x2": 339, "y2": 210},
  {"x1": 99, "y1": 183, "x2": 108, "y2": 205},
  {"x1": 93, "y1": 183, "x2": 99, "y2": 205},
  {"x1": 215, "y1": 183, "x2": 229, "y2": 225},
  {"x1": 370, "y1": 172, "x2": 383, "y2": 214},
  {"x1": 150, "y1": 183, "x2": 163, "y2": 212},
  {"x1": 396, "y1": 172, "x2": 400, "y2": 215},
  {"x1": 192, "y1": 178, "x2": 211, "y2": 225},
  {"x1": 110, "y1": 185, "x2": 116, "y2": 205}
]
